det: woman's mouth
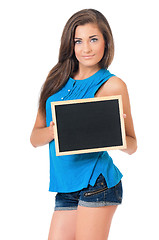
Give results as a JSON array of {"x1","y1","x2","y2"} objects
[{"x1": 82, "y1": 54, "x2": 95, "y2": 59}]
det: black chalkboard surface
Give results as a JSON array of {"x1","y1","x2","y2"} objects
[{"x1": 51, "y1": 95, "x2": 127, "y2": 156}]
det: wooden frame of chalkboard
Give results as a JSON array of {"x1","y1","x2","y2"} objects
[{"x1": 51, "y1": 95, "x2": 127, "y2": 156}]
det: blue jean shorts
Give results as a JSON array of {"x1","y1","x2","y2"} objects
[{"x1": 54, "y1": 174, "x2": 123, "y2": 211}]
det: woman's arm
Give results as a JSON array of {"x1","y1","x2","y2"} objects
[
  {"x1": 30, "y1": 110, "x2": 55, "y2": 148},
  {"x1": 95, "y1": 76, "x2": 137, "y2": 155}
]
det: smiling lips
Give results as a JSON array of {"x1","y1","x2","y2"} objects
[{"x1": 82, "y1": 54, "x2": 95, "y2": 59}]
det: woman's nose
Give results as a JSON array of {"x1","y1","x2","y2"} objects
[{"x1": 83, "y1": 42, "x2": 92, "y2": 53}]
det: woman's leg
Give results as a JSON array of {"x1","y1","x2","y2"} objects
[
  {"x1": 75, "y1": 205, "x2": 117, "y2": 240},
  {"x1": 48, "y1": 209, "x2": 77, "y2": 240}
]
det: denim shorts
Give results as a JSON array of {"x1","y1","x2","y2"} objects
[{"x1": 54, "y1": 174, "x2": 123, "y2": 211}]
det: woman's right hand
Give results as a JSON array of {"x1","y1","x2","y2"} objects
[
  {"x1": 30, "y1": 109, "x2": 56, "y2": 147},
  {"x1": 49, "y1": 121, "x2": 55, "y2": 140}
]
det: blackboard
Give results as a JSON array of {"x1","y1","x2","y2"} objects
[{"x1": 51, "y1": 95, "x2": 127, "y2": 156}]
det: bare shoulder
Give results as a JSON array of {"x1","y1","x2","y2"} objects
[
  {"x1": 95, "y1": 76, "x2": 128, "y2": 97},
  {"x1": 106, "y1": 76, "x2": 127, "y2": 89}
]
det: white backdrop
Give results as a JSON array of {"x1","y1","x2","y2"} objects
[{"x1": 0, "y1": 0, "x2": 159, "y2": 239}]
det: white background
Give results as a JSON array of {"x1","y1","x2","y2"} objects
[{"x1": 0, "y1": 0, "x2": 159, "y2": 239}]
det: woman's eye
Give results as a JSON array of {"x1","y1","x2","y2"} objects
[
  {"x1": 74, "y1": 40, "x2": 82, "y2": 44},
  {"x1": 90, "y1": 38, "x2": 98, "y2": 42}
]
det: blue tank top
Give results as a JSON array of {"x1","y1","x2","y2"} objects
[{"x1": 46, "y1": 68, "x2": 123, "y2": 193}]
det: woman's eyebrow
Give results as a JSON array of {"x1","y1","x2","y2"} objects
[
  {"x1": 74, "y1": 35, "x2": 98, "y2": 40},
  {"x1": 74, "y1": 37, "x2": 82, "y2": 40},
  {"x1": 89, "y1": 35, "x2": 98, "y2": 38}
]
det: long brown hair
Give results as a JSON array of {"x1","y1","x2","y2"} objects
[{"x1": 39, "y1": 9, "x2": 114, "y2": 116}]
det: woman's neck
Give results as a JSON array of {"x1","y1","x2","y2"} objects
[{"x1": 73, "y1": 65, "x2": 101, "y2": 80}]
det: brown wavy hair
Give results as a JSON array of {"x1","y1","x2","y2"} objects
[{"x1": 39, "y1": 9, "x2": 114, "y2": 116}]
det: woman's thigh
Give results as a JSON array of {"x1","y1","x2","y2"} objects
[
  {"x1": 48, "y1": 209, "x2": 77, "y2": 240},
  {"x1": 75, "y1": 205, "x2": 117, "y2": 240}
]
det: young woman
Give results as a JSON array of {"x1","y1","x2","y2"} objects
[{"x1": 30, "y1": 9, "x2": 137, "y2": 240}]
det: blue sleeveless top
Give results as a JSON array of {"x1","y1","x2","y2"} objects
[{"x1": 46, "y1": 69, "x2": 123, "y2": 193}]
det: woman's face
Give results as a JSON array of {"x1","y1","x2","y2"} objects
[{"x1": 74, "y1": 23, "x2": 105, "y2": 70}]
